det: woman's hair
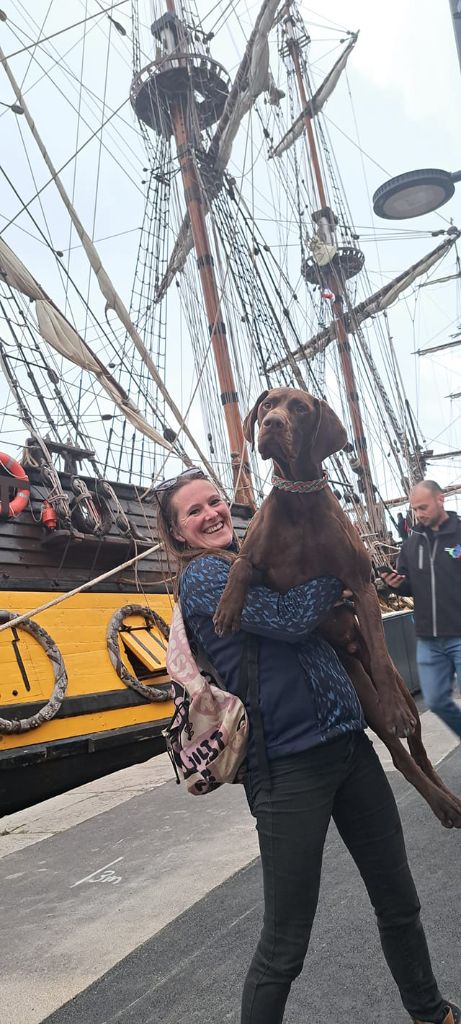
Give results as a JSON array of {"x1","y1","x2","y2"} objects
[
  {"x1": 155, "y1": 472, "x2": 237, "y2": 593},
  {"x1": 155, "y1": 475, "x2": 192, "y2": 561}
]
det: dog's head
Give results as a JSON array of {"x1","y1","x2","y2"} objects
[{"x1": 243, "y1": 387, "x2": 347, "y2": 472}]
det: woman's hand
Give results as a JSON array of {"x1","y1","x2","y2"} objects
[{"x1": 334, "y1": 588, "x2": 353, "y2": 607}]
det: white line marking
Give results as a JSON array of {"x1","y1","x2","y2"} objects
[{"x1": 71, "y1": 856, "x2": 124, "y2": 888}]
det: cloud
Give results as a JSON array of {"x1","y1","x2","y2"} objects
[{"x1": 305, "y1": 0, "x2": 461, "y2": 136}]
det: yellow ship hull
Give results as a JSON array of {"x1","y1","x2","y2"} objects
[{"x1": 0, "y1": 590, "x2": 175, "y2": 814}]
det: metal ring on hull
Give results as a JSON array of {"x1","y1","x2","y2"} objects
[
  {"x1": 107, "y1": 605, "x2": 172, "y2": 702},
  {"x1": 0, "y1": 611, "x2": 68, "y2": 733}
]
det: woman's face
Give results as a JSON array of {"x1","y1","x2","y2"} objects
[{"x1": 170, "y1": 479, "x2": 233, "y2": 550}]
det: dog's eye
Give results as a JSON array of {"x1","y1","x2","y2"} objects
[
  {"x1": 262, "y1": 400, "x2": 272, "y2": 410},
  {"x1": 295, "y1": 402, "x2": 307, "y2": 413}
]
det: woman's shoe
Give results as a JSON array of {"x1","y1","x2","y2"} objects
[
  {"x1": 442, "y1": 1007, "x2": 461, "y2": 1024},
  {"x1": 414, "y1": 1005, "x2": 461, "y2": 1024}
]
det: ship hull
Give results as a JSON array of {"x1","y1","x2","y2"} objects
[
  {"x1": 0, "y1": 464, "x2": 179, "y2": 817},
  {"x1": 0, "y1": 588, "x2": 174, "y2": 816},
  {"x1": 0, "y1": 718, "x2": 167, "y2": 816}
]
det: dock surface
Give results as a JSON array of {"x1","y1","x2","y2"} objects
[{"x1": 2, "y1": 704, "x2": 460, "y2": 1024}]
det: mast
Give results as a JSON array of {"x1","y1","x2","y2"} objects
[
  {"x1": 282, "y1": 3, "x2": 389, "y2": 533},
  {"x1": 131, "y1": 3, "x2": 255, "y2": 507}
]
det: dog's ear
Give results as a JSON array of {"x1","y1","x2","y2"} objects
[
  {"x1": 243, "y1": 391, "x2": 269, "y2": 447},
  {"x1": 311, "y1": 399, "x2": 347, "y2": 464}
]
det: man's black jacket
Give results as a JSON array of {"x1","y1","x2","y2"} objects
[{"x1": 396, "y1": 511, "x2": 461, "y2": 637}]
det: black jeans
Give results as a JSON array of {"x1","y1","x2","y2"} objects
[{"x1": 241, "y1": 731, "x2": 446, "y2": 1024}]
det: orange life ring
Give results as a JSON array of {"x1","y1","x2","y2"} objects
[{"x1": 0, "y1": 452, "x2": 30, "y2": 518}]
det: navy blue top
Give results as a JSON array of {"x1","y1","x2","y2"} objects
[{"x1": 180, "y1": 555, "x2": 365, "y2": 763}]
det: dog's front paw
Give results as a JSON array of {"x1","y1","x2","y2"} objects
[
  {"x1": 213, "y1": 557, "x2": 253, "y2": 636},
  {"x1": 213, "y1": 599, "x2": 242, "y2": 637}
]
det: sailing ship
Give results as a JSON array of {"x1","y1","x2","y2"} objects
[{"x1": 0, "y1": 0, "x2": 459, "y2": 816}]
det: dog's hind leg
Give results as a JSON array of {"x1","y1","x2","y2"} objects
[
  {"x1": 339, "y1": 653, "x2": 461, "y2": 829},
  {"x1": 353, "y1": 582, "x2": 417, "y2": 738},
  {"x1": 393, "y1": 669, "x2": 461, "y2": 804}
]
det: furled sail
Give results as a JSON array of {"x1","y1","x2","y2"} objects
[
  {"x1": 208, "y1": 0, "x2": 284, "y2": 175},
  {"x1": 0, "y1": 238, "x2": 172, "y2": 449},
  {"x1": 270, "y1": 34, "x2": 358, "y2": 158},
  {"x1": 415, "y1": 336, "x2": 461, "y2": 356},
  {"x1": 268, "y1": 234, "x2": 460, "y2": 369},
  {"x1": 155, "y1": 214, "x2": 192, "y2": 303},
  {"x1": 419, "y1": 270, "x2": 461, "y2": 288},
  {"x1": 155, "y1": 0, "x2": 283, "y2": 301}
]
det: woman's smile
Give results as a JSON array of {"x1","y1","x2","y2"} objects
[{"x1": 170, "y1": 479, "x2": 233, "y2": 549}]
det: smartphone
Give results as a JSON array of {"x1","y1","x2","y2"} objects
[{"x1": 375, "y1": 564, "x2": 394, "y2": 575}]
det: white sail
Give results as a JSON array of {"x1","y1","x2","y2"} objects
[
  {"x1": 419, "y1": 270, "x2": 461, "y2": 287},
  {"x1": 35, "y1": 303, "x2": 100, "y2": 375},
  {"x1": 0, "y1": 239, "x2": 172, "y2": 449},
  {"x1": 155, "y1": 0, "x2": 283, "y2": 300},
  {"x1": 155, "y1": 214, "x2": 192, "y2": 303},
  {"x1": 209, "y1": 0, "x2": 283, "y2": 175},
  {"x1": 270, "y1": 35, "x2": 358, "y2": 158},
  {"x1": 269, "y1": 235, "x2": 459, "y2": 368}
]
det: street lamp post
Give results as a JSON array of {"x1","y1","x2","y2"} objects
[
  {"x1": 373, "y1": 4, "x2": 461, "y2": 220},
  {"x1": 373, "y1": 168, "x2": 461, "y2": 220}
]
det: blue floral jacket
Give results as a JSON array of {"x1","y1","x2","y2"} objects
[{"x1": 180, "y1": 555, "x2": 365, "y2": 764}]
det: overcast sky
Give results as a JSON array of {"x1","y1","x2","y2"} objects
[{"x1": 310, "y1": 0, "x2": 461, "y2": 491}]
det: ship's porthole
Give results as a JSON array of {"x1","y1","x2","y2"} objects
[
  {"x1": 107, "y1": 604, "x2": 172, "y2": 703},
  {"x1": 0, "y1": 612, "x2": 68, "y2": 734}
]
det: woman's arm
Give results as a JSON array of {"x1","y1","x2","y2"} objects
[{"x1": 180, "y1": 556, "x2": 343, "y2": 643}]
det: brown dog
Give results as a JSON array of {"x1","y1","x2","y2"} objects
[{"x1": 214, "y1": 387, "x2": 461, "y2": 828}]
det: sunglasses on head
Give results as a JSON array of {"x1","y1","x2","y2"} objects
[{"x1": 154, "y1": 467, "x2": 206, "y2": 505}]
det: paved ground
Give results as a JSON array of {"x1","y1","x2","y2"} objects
[{"x1": 1, "y1": 705, "x2": 460, "y2": 1024}]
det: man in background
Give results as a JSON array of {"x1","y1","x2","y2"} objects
[{"x1": 381, "y1": 480, "x2": 461, "y2": 739}]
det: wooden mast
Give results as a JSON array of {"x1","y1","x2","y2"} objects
[
  {"x1": 282, "y1": 3, "x2": 383, "y2": 533},
  {"x1": 134, "y1": 1, "x2": 255, "y2": 508}
]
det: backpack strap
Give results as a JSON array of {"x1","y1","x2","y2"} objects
[
  {"x1": 237, "y1": 633, "x2": 271, "y2": 785},
  {"x1": 177, "y1": 568, "x2": 271, "y2": 783}
]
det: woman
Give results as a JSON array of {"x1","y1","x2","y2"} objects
[{"x1": 157, "y1": 466, "x2": 459, "y2": 1024}]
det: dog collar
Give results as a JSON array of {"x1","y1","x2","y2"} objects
[{"x1": 271, "y1": 471, "x2": 329, "y2": 493}]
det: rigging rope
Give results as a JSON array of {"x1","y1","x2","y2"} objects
[
  {"x1": 3, "y1": 1, "x2": 130, "y2": 61},
  {"x1": 0, "y1": 44, "x2": 224, "y2": 483}
]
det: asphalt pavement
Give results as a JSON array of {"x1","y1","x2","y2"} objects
[{"x1": 1, "y1": 708, "x2": 460, "y2": 1024}]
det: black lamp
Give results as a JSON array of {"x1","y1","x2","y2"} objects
[{"x1": 373, "y1": 168, "x2": 461, "y2": 220}]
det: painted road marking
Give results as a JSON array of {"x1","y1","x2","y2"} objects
[{"x1": 71, "y1": 856, "x2": 124, "y2": 888}]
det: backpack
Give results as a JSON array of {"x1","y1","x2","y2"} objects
[{"x1": 163, "y1": 601, "x2": 255, "y2": 795}]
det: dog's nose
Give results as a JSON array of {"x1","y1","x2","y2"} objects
[{"x1": 263, "y1": 413, "x2": 284, "y2": 430}]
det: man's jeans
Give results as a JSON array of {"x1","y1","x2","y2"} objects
[
  {"x1": 241, "y1": 732, "x2": 446, "y2": 1024},
  {"x1": 417, "y1": 636, "x2": 461, "y2": 739}
]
